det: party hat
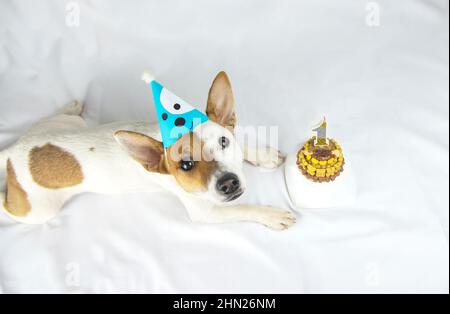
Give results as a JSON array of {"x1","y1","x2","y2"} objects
[{"x1": 142, "y1": 72, "x2": 209, "y2": 148}]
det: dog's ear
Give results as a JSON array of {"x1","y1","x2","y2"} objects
[
  {"x1": 206, "y1": 71, "x2": 236, "y2": 130},
  {"x1": 114, "y1": 130, "x2": 168, "y2": 174}
]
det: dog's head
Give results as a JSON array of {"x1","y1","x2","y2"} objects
[{"x1": 115, "y1": 71, "x2": 245, "y2": 203}]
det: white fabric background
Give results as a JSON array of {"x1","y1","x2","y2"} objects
[{"x1": 0, "y1": 0, "x2": 448, "y2": 293}]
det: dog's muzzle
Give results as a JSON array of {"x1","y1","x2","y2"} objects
[{"x1": 216, "y1": 172, "x2": 244, "y2": 202}]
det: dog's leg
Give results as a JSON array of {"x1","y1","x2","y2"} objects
[
  {"x1": 56, "y1": 100, "x2": 84, "y2": 116},
  {"x1": 242, "y1": 145, "x2": 286, "y2": 169},
  {"x1": 28, "y1": 101, "x2": 87, "y2": 136},
  {"x1": 198, "y1": 205, "x2": 296, "y2": 230},
  {"x1": 181, "y1": 196, "x2": 296, "y2": 230}
]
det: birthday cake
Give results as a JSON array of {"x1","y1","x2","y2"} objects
[
  {"x1": 285, "y1": 117, "x2": 355, "y2": 209},
  {"x1": 296, "y1": 137, "x2": 345, "y2": 183}
]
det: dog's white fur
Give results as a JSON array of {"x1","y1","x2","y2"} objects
[{"x1": 0, "y1": 77, "x2": 296, "y2": 230}]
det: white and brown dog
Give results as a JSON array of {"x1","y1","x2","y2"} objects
[{"x1": 0, "y1": 72, "x2": 296, "y2": 230}]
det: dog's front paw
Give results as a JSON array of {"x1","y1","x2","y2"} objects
[
  {"x1": 257, "y1": 206, "x2": 297, "y2": 230},
  {"x1": 255, "y1": 147, "x2": 286, "y2": 169}
]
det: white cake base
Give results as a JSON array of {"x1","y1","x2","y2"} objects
[{"x1": 284, "y1": 153, "x2": 357, "y2": 209}]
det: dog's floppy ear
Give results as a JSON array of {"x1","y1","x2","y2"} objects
[
  {"x1": 114, "y1": 130, "x2": 168, "y2": 174},
  {"x1": 206, "y1": 71, "x2": 236, "y2": 130}
]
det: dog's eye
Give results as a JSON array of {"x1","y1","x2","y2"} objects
[
  {"x1": 219, "y1": 136, "x2": 230, "y2": 149},
  {"x1": 180, "y1": 160, "x2": 195, "y2": 172}
]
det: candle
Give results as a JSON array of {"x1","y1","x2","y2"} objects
[{"x1": 312, "y1": 117, "x2": 328, "y2": 146}]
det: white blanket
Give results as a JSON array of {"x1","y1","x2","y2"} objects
[{"x1": 0, "y1": 0, "x2": 448, "y2": 293}]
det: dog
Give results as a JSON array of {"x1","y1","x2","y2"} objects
[{"x1": 0, "y1": 71, "x2": 296, "y2": 230}]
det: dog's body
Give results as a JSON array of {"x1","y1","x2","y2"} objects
[{"x1": 0, "y1": 72, "x2": 296, "y2": 229}]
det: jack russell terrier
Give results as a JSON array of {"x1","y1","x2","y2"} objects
[{"x1": 0, "y1": 72, "x2": 296, "y2": 230}]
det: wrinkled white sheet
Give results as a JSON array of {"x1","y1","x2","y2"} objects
[{"x1": 0, "y1": 0, "x2": 448, "y2": 293}]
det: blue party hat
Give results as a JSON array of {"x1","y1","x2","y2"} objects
[{"x1": 142, "y1": 72, "x2": 209, "y2": 148}]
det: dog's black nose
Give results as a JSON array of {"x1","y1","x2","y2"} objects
[{"x1": 216, "y1": 173, "x2": 240, "y2": 196}]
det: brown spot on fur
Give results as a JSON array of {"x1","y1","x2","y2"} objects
[
  {"x1": 89, "y1": 147, "x2": 95, "y2": 152},
  {"x1": 29, "y1": 144, "x2": 84, "y2": 189},
  {"x1": 115, "y1": 130, "x2": 216, "y2": 193},
  {"x1": 165, "y1": 133, "x2": 217, "y2": 193},
  {"x1": 4, "y1": 159, "x2": 31, "y2": 217}
]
